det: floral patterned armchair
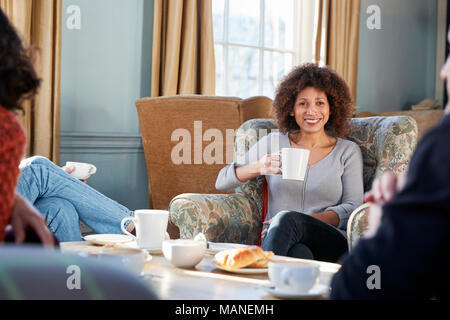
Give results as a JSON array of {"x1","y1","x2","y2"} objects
[{"x1": 169, "y1": 116, "x2": 418, "y2": 250}]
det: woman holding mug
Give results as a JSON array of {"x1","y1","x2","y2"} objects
[{"x1": 216, "y1": 63, "x2": 364, "y2": 262}]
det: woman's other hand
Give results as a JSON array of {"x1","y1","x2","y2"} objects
[
  {"x1": 11, "y1": 193, "x2": 54, "y2": 248},
  {"x1": 261, "y1": 219, "x2": 272, "y2": 240}
]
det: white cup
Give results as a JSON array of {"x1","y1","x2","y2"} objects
[
  {"x1": 281, "y1": 148, "x2": 310, "y2": 181},
  {"x1": 121, "y1": 209, "x2": 169, "y2": 250},
  {"x1": 162, "y1": 239, "x2": 207, "y2": 268},
  {"x1": 65, "y1": 161, "x2": 97, "y2": 180},
  {"x1": 98, "y1": 247, "x2": 150, "y2": 275},
  {"x1": 268, "y1": 261, "x2": 320, "y2": 293}
]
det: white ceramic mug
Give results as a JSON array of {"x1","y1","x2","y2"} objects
[
  {"x1": 281, "y1": 148, "x2": 310, "y2": 181},
  {"x1": 268, "y1": 261, "x2": 320, "y2": 293},
  {"x1": 121, "y1": 209, "x2": 169, "y2": 250},
  {"x1": 65, "y1": 161, "x2": 97, "y2": 180}
]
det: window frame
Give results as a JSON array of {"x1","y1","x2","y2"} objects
[{"x1": 214, "y1": 0, "x2": 317, "y2": 98}]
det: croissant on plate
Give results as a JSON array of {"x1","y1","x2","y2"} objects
[{"x1": 214, "y1": 245, "x2": 274, "y2": 269}]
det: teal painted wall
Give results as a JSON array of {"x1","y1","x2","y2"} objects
[
  {"x1": 356, "y1": 0, "x2": 438, "y2": 113},
  {"x1": 59, "y1": 0, "x2": 439, "y2": 209},
  {"x1": 60, "y1": 0, "x2": 154, "y2": 210}
]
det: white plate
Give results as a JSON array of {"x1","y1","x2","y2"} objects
[
  {"x1": 213, "y1": 261, "x2": 268, "y2": 274},
  {"x1": 83, "y1": 234, "x2": 134, "y2": 246},
  {"x1": 265, "y1": 284, "x2": 329, "y2": 299},
  {"x1": 207, "y1": 242, "x2": 248, "y2": 253}
]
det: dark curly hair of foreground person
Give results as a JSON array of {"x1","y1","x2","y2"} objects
[
  {"x1": 0, "y1": 9, "x2": 40, "y2": 113},
  {"x1": 273, "y1": 63, "x2": 355, "y2": 138}
]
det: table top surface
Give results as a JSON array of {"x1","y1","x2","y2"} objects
[{"x1": 60, "y1": 241, "x2": 341, "y2": 300}]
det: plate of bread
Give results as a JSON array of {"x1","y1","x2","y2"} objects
[{"x1": 213, "y1": 245, "x2": 274, "y2": 274}]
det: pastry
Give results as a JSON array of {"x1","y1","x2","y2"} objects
[
  {"x1": 214, "y1": 245, "x2": 273, "y2": 269},
  {"x1": 247, "y1": 250, "x2": 274, "y2": 268}
]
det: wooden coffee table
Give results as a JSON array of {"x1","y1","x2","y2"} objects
[{"x1": 60, "y1": 241, "x2": 341, "y2": 300}]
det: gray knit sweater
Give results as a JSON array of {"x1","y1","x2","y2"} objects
[{"x1": 215, "y1": 132, "x2": 364, "y2": 238}]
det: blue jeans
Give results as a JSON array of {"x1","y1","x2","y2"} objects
[
  {"x1": 261, "y1": 210, "x2": 348, "y2": 263},
  {"x1": 16, "y1": 156, "x2": 134, "y2": 242}
]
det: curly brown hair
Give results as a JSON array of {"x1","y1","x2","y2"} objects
[
  {"x1": 0, "y1": 9, "x2": 40, "y2": 113},
  {"x1": 273, "y1": 63, "x2": 354, "y2": 138}
]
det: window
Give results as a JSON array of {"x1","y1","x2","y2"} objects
[{"x1": 213, "y1": 0, "x2": 317, "y2": 99}]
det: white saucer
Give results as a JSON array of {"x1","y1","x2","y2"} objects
[
  {"x1": 213, "y1": 261, "x2": 268, "y2": 274},
  {"x1": 265, "y1": 283, "x2": 329, "y2": 299},
  {"x1": 83, "y1": 234, "x2": 134, "y2": 246},
  {"x1": 123, "y1": 241, "x2": 162, "y2": 254}
]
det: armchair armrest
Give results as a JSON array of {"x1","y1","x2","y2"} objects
[
  {"x1": 169, "y1": 193, "x2": 261, "y2": 244},
  {"x1": 347, "y1": 203, "x2": 371, "y2": 251},
  {"x1": 349, "y1": 116, "x2": 418, "y2": 191}
]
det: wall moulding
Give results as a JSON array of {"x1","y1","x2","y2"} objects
[{"x1": 60, "y1": 132, "x2": 144, "y2": 154}]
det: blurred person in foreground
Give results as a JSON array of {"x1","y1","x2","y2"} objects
[
  {"x1": 330, "y1": 29, "x2": 450, "y2": 300},
  {"x1": 0, "y1": 8, "x2": 54, "y2": 247}
]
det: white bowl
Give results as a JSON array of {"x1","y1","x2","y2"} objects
[{"x1": 162, "y1": 239, "x2": 206, "y2": 268}]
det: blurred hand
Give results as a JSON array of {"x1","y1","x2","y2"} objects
[
  {"x1": 364, "y1": 171, "x2": 408, "y2": 205},
  {"x1": 11, "y1": 193, "x2": 54, "y2": 248},
  {"x1": 62, "y1": 165, "x2": 87, "y2": 184},
  {"x1": 258, "y1": 153, "x2": 282, "y2": 175},
  {"x1": 363, "y1": 171, "x2": 408, "y2": 238}
]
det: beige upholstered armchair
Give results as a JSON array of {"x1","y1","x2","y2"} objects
[
  {"x1": 135, "y1": 95, "x2": 273, "y2": 238},
  {"x1": 169, "y1": 116, "x2": 419, "y2": 250}
]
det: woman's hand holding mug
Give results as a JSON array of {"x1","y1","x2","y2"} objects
[
  {"x1": 258, "y1": 152, "x2": 282, "y2": 175},
  {"x1": 62, "y1": 165, "x2": 87, "y2": 184}
]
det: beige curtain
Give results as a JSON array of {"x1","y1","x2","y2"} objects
[
  {"x1": 1, "y1": 0, "x2": 61, "y2": 164},
  {"x1": 151, "y1": 0, "x2": 215, "y2": 97},
  {"x1": 315, "y1": 0, "x2": 361, "y2": 103}
]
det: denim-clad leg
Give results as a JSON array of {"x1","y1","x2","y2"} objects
[
  {"x1": 287, "y1": 243, "x2": 314, "y2": 260},
  {"x1": 261, "y1": 210, "x2": 348, "y2": 263},
  {"x1": 16, "y1": 156, "x2": 134, "y2": 235},
  {"x1": 34, "y1": 197, "x2": 82, "y2": 241}
]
